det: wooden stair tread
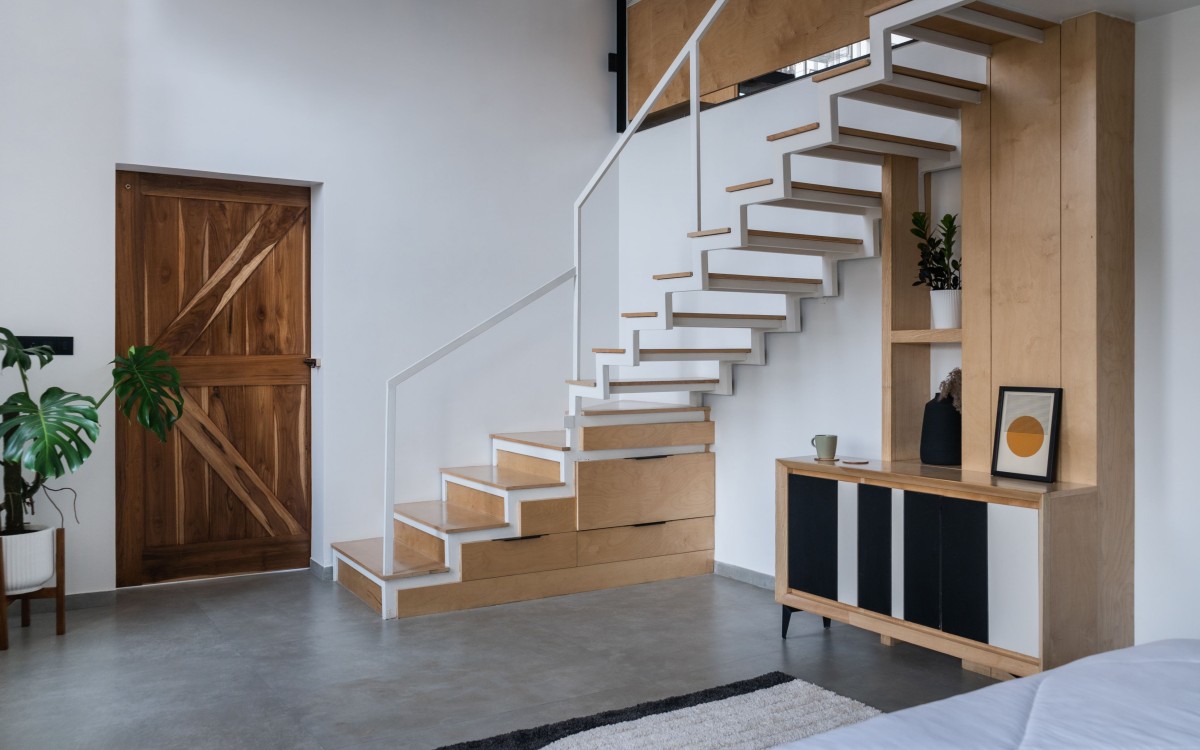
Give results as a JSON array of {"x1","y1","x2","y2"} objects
[
  {"x1": 709, "y1": 273, "x2": 822, "y2": 285},
  {"x1": 687, "y1": 227, "x2": 732, "y2": 238},
  {"x1": 653, "y1": 271, "x2": 694, "y2": 280},
  {"x1": 839, "y1": 127, "x2": 957, "y2": 152},
  {"x1": 865, "y1": 83, "x2": 972, "y2": 110},
  {"x1": 674, "y1": 312, "x2": 786, "y2": 321},
  {"x1": 811, "y1": 58, "x2": 871, "y2": 83},
  {"x1": 963, "y1": 1, "x2": 1056, "y2": 30},
  {"x1": 332, "y1": 537, "x2": 450, "y2": 581},
  {"x1": 579, "y1": 399, "x2": 709, "y2": 416},
  {"x1": 911, "y1": 3, "x2": 1054, "y2": 47},
  {"x1": 641, "y1": 348, "x2": 752, "y2": 354},
  {"x1": 567, "y1": 379, "x2": 598, "y2": 387},
  {"x1": 441, "y1": 465, "x2": 565, "y2": 490},
  {"x1": 490, "y1": 430, "x2": 569, "y2": 451},
  {"x1": 891, "y1": 65, "x2": 987, "y2": 92},
  {"x1": 789, "y1": 181, "x2": 882, "y2": 199},
  {"x1": 726, "y1": 179, "x2": 774, "y2": 193},
  {"x1": 621, "y1": 311, "x2": 658, "y2": 318},
  {"x1": 766, "y1": 122, "x2": 820, "y2": 142},
  {"x1": 394, "y1": 500, "x2": 508, "y2": 533},
  {"x1": 748, "y1": 229, "x2": 863, "y2": 245},
  {"x1": 765, "y1": 124, "x2": 956, "y2": 153},
  {"x1": 612, "y1": 378, "x2": 721, "y2": 386},
  {"x1": 592, "y1": 347, "x2": 627, "y2": 354}
]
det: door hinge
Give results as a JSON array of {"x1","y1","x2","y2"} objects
[{"x1": 303, "y1": 358, "x2": 321, "y2": 369}]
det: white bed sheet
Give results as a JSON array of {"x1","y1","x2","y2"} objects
[{"x1": 781, "y1": 639, "x2": 1200, "y2": 749}]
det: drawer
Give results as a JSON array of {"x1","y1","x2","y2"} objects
[
  {"x1": 459, "y1": 532, "x2": 577, "y2": 581},
  {"x1": 578, "y1": 420, "x2": 714, "y2": 451},
  {"x1": 576, "y1": 452, "x2": 715, "y2": 530},
  {"x1": 578, "y1": 517, "x2": 713, "y2": 566},
  {"x1": 518, "y1": 497, "x2": 577, "y2": 536}
]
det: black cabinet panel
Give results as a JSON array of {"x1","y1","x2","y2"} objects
[
  {"x1": 903, "y1": 491, "x2": 942, "y2": 629},
  {"x1": 787, "y1": 474, "x2": 838, "y2": 599},
  {"x1": 857, "y1": 484, "x2": 892, "y2": 615},
  {"x1": 940, "y1": 497, "x2": 989, "y2": 642}
]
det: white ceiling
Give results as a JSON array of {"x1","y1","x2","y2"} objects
[{"x1": 988, "y1": 0, "x2": 1200, "y2": 23}]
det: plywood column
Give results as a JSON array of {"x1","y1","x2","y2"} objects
[
  {"x1": 881, "y1": 156, "x2": 924, "y2": 461},
  {"x1": 1060, "y1": 13, "x2": 1135, "y2": 650},
  {"x1": 961, "y1": 86, "x2": 992, "y2": 473},
  {"x1": 958, "y1": 14, "x2": 1134, "y2": 652}
]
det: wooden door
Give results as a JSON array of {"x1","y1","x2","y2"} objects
[{"x1": 115, "y1": 171, "x2": 311, "y2": 586}]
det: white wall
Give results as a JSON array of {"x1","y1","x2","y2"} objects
[
  {"x1": 1133, "y1": 4, "x2": 1200, "y2": 642},
  {"x1": 0, "y1": 0, "x2": 616, "y2": 592}
]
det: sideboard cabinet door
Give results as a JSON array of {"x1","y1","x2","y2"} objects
[{"x1": 787, "y1": 474, "x2": 837, "y2": 600}]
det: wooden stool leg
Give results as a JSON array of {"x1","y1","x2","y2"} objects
[
  {"x1": 55, "y1": 528, "x2": 65, "y2": 636},
  {"x1": 1, "y1": 536, "x2": 8, "y2": 650},
  {"x1": 20, "y1": 598, "x2": 30, "y2": 627}
]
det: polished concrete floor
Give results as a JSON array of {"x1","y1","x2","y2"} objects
[{"x1": 0, "y1": 571, "x2": 995, "y2": 750}]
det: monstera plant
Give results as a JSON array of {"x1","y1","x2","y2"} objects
[{"x1": 0, "y1": 327, "x2": 184, "y2": 536}]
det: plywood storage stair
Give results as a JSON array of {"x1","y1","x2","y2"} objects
[{"x1": 332, "y1": 0, "x2": 1055, "y2": 619}]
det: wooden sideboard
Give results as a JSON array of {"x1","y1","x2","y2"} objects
[{"x1": 776, "y1": 456, "x2": 1102, "y2": 677}]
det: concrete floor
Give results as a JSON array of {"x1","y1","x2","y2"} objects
[{"x1": 0, "y1": 571, "x2": 995, "y2": 750}]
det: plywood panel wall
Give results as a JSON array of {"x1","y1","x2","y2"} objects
[
  {"x1": 959, "y1": 15, "x2": 1134, "y2": 649},
  {"x1": 627, "y1": 0, "x2": 872, "y2": 115}
]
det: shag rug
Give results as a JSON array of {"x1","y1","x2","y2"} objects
[{"x1": 438, "y1": 672, "x2": 879, "y2": 750}]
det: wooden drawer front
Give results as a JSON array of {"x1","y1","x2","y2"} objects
[
  {"x1": 578, "y1": 517, "x2": 713, "y2": 566},
  {"x1": 579, "y1": 420, "x2": 714, "y2": 451},
  {"x1": 459, "y1": 532, "x2": 577, "y2": 581},
  {"x1": 518, "y1": 497, "x2": 577, "y2": 536},
  {"x1": 576, "y1": 452, "x2": 715, "y2": 530}
]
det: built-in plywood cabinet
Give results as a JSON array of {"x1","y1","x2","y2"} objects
[{"x1": 878, "y1": 13, "x2": 1134, "y2": 656}]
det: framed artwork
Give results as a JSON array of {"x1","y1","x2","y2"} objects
[{"x1": 991, "y1": 386, "x2": 1063, "y2": 483}]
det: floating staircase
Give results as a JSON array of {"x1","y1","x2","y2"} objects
[{"x1": 333, "y1": 0, "x2": 1054, "y2": 619}]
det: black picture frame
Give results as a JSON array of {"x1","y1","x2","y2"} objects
[{"x1": 990, "y1": 386, "x2": 1063, "y2": 483}]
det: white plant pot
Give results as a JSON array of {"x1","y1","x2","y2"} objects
[
  {"x1": 931, "y1": 289, "x2": 962, "y2": 330},
  {"x1": 2, "y1": 525, "x2": 56, "y2": 596}
]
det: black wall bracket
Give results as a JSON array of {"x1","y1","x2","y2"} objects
[{"x1": 16, "y1": 336, "x2": 74, "y2": 356}]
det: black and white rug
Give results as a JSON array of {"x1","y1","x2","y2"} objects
[{"x1": 438, "y1": 672, "x2": 879, "y2": 750}]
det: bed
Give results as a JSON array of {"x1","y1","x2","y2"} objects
[{"x1": 784, "y1": 639, "x2": 1200, "y2": 749}]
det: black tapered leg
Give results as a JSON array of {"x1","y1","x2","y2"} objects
[
  {"x1": 782, "y1": 605, "x2": 799, "y2": 638},
  {"x1": 822, "y1": 616, "x2": 831, "y2": 629}
]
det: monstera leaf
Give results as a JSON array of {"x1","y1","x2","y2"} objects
[
  {"x1": 112, "y1": 346, "x2": 184, "y2": 443},
  {"x1": 0, "y1": 327, "x2": 53, "y2": 372},
  {"x1": 0, "y1": 388, "x2": 100, "y2": 478}
]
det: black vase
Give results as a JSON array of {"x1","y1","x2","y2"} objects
[{"x1": 920, "y1": 395, "x2": 962, "y2": 466}]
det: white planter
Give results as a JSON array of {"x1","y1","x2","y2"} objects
[
  {"x1": 931, "y1": 289, "x2": 962, "y2": 329},
  {"x1": 2, "y1": 525, "x2": 56, "y2": 596}
]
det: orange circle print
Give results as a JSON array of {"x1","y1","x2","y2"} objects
[{"x1": 1006, "y1": 415, "x2": 1045, "y2": 458}]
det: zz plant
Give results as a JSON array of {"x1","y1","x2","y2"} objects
[
  {"x1": 0, "y1": 327, "x2": 184, "y2": 534},
  {"x1": 911, "y1": 212, "x2": 961, "y2": 291}
]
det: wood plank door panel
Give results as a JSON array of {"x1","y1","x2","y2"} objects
[{"x1": 116, "y1": 171, "x2": 311, "y2": 586}]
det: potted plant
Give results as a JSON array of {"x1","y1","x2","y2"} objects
[
  {"x1": 911, "y1": 212, "x2": 962, "y2": 329},
  {"x1": 1, "y1": 327, "x2": 183, "y2": 596}
]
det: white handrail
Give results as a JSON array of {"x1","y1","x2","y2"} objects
[
  {"x1": 571, "y1": 0, "x2": 731, "y2": 379},
  {"x1": 381, "y1": 268, "x2": 576, "y2": 575}
]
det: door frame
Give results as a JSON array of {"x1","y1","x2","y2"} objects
[{"x1": 114, "y1": 164, "x2": 325, "y2": 585}]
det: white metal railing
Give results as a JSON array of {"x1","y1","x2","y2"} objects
[
  {"x1": 381, "y1": 268, "x2": 575, "y2": 575},
  {"x1": 571, "y1": 0, "x2": 732, "y2": 379}
]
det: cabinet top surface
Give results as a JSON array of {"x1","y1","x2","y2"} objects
[{"x1": 778, "y1": 456, "x2": 1096, "y2": 505}]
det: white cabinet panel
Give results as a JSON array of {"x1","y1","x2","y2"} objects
[
  {"x1": 988, "y1": 503, "x2": 1040, "y2": 657},
  {"x1": 837, "y1": 481, "x2": 858, "y2": 606}
]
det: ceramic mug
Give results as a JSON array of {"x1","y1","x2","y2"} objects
[{"x1": 812, "y1": 434, "x2": 838, "y2": 461}]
